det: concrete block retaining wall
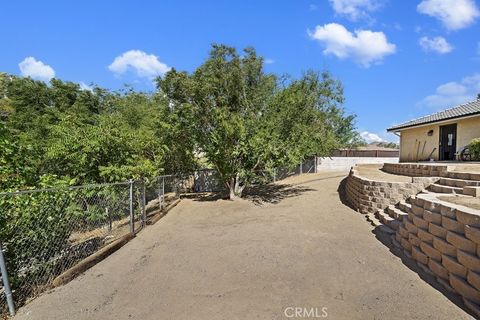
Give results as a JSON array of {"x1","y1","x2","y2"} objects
[
  {"x1": 397, "y1": 193, "x2": 480, "y2": 315},
  {"x1": 383, "y1": 163, "x2": 450, "y2": 177},
  {"x1": 345, "y1": 167, "x2": 438, "y2": 214},
  {"x1": 383, "y1": 163, "x2": 480, "y2": 181}
]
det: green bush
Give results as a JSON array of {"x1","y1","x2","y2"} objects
[
  {"x1": 0, "y1": 183, "x2": 132, "y2": 305},
  {"x1": 470, "y1": 138, "x2": 480, "y2": 160}
]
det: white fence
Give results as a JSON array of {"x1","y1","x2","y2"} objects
[{"x1": 316, "y1": 157, "x2": 399, "y2": 171}]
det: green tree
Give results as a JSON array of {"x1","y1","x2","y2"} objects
[
  {"x1": 0, "y1": 122, "x2": 31, "y2": 190},
  {"x1": 158, "y1": 44, "x2": 359, "y2": 199}
]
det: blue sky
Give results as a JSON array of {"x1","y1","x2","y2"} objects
[{"x1": 1, "y1": 0, "x2": 480, "y2": 142}]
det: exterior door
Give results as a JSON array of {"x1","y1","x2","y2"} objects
[{"x1": 439, "y1": 124, "x2": 457, "y2": 161}]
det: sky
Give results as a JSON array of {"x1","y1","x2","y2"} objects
[{"x1": 1, "y1": 0, "x2": 480, "y2": 143}]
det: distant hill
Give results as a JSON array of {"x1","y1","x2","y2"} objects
[{"x1": 357, "y1": 142, "x2": 399, "y2": 151}]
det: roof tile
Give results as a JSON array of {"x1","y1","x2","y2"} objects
[{"x1": 387, "y1": 99, "x2": 480, "y2": 131}]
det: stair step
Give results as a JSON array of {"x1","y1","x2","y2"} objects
[
  {"x1": 388, "y1": 219, "x2": 401, "y2": 231},
  {"x1": 377, "y1": 224, "x2": 396, "y2": 235},
  {"x1": 448, "y1": 172, "x2": 480, "y2": 181},
  {"x1": 398, "y1": 201, "x2": 412, "y2": 213},
  {"x1": 421, "y1": 189, "x2": 434, "y2": 194},
  {"x1": 387, "y1": 206, "x2": 408, "y2": 220},
  {"x1": 438, "y1": 177, "x2": 480, "y2": 188},
  {"x1": 376, "y1": 210, "x2": 401, "y2": 230},
  {"x1": 366, "y1": 212, "x2": 382, "y2": 227},
  {"x1": 367, "y1": 211, "x2": 397, "y2": 234},
  {"x1": 428, "y1": 183, "x2": 463, "y2": 194}
]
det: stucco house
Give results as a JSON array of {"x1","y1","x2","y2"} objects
[{"x1": 387, "y1": 98, "x2": 480, "y2": 162}]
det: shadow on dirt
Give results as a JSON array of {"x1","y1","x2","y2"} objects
[
  {"x1": 186, "y1": 173, "x2": 347, "y2": 205},
  {"x1": 182, "y1": 192, "x2": 228, "y2": 202},
  {"x1": 243, "y1": 183, "x2": 315, "y2": 205},
  {"x1": 243, "y1": 173, "x2": 346, "y2": 205},
  {"x1": 184, "y1": 184, "x2": 315, "y2": 205}
]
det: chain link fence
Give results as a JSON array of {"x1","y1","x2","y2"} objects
[
  {"x1": 0, "y1": 164, "x2": 318, "y2": 317},
  {"x1": 0, "y1": 176, "x2": 181, "y2": 317},
  {"x1": 144, "y1": 175, "x2": 181, "y2": 217}
]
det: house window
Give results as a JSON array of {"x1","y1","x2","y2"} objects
[{"x1": 448, "y1": 133, "x2": 454, "y2": 146}]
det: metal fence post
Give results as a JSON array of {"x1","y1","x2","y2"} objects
[
  {"x1": 300, "y1": 161, "x2": 303, "y2": 175},
  {"x1": 174, "y1": 175, "x2": 179, "y2": 198},
  {"x1": 273, "y1": 169, "x2": 276, "y2": 183},
  {"x1": 129, "y1": 179, "x2": 134, "y2": 234},
  {"x1": 158, "y1": 176, "x2": 165, "y2": 210},
  {"x1": 106, "y1": 207, "x2": 112, "y2": 232},
  {"x1": 0, "y1": 243, "x2": 15, "y2": 316},
  {"x1": 141, "y1": 179, "x2": 146, "y2": 227}
]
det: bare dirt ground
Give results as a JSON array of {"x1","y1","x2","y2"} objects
[
  {"x1": 13, "y1": 172, "x2": 471, "y2": 320},
  {"x1": 439, "y1": 195, "x2": 480, "y2": 210},
  {"x1": 355, "y1": 164, "x2": 413, "y2": 182}
]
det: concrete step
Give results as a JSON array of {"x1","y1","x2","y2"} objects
[
  {"x1": 366, "y1": 212, "x2": 382, "y2": 228},
  {"x1": 367, "y1": 211, "x2": 396, "y2": 234},
  {"x1": 398, "y1": 201, "x2": 412, "y2": 213},
  {"x1": 375, "y1": 210, "x2": 401, "y2": 230},
  {"x1": 419, "y1": 189, "x2": 435, "y2": 195},
  {"x1": 428, "y1": 183, "x2": 463, "y2": 194},
  {"x1": 448, "y1": 172, "x2": 480, "y2": 181},
  {"x1": 438, "y1": 177, "x2": 480, "y2": 188},
  {"x1": 387, "y1": 205, "x2": 409, "y2": 221},
  {"x1": 378, "y1": 224, "x2": 396, "y2": 235}
]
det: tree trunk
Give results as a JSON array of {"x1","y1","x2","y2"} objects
[{"x1": 228, "y1": 174, "x2": 245, "y2": 200}]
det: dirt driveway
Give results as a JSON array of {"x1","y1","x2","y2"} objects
[{"x1": 14, "y1": 172, "x2": 471, "y2": 320}]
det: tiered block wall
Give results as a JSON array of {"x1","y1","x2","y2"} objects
[
  {"x1": 345, "y1": 167, "x2": 438, "y2": 214},
  {"x1": 396, "y1": 193, "x2": 480, "y2": 315}
]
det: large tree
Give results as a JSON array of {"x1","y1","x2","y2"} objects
[{"x1": 158, "y1": 44, "x2": 360, "y2": 199}]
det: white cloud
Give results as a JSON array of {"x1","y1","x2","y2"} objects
[
  {"x1": 264, "y1": 58, "x2": 275, "y2": 64},
  {"x1": 308, "y1": 23, "x2": 396, "y2": 67},
  {"x1": 417, "y1": 0, "x2": 479, "y2": 30},
  {"x1": 360, "y1": 131, "x2": 385, "y2": 143},
  {"x1": 329, "y1": 0, "x2": 383, "y2": 21},
  {"x1": 18, "y1": 57, "x2": 55, "y2": 82},
  {"x1": 79, "y1": 82, "x2": 93, "y2": 91},
  {"x1": 419, "y1": 36, "x2": 453, "y2": 54},
  {"x1": 419, "y1": 73, "x2": 480, "y2": 109},
  {"x1": 108, "y1": 50, "x2": 171, "y2": 79}
]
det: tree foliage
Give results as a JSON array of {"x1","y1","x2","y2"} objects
[
  {"x1": 158, "y1": 44, "x2": 360, "y2": 198},
  {"x1": 1, "y1": 44, "x2": 361, "y2": 197},
  {"x1": 0, "y1": 45, "x2": 364, "y2": 312},
  {"x1": 0, "y1": 75, "x2": 197, "y2": 191}
]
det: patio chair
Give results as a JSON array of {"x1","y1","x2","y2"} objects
[{"x1": 456, "y1": 145, "x2": 472, "y2": 161}]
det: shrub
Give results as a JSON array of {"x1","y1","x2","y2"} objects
[{"x1": 470, "y1": 138, "x2": 480, "y2": 160}]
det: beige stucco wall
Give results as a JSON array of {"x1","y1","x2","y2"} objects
[
  {"x1": 398, "y1": 115, "x2": 480, "y2": 162},
  {"x1": 457, "y1": 116, "x2": 480, "y2": 150},
  {"x1": 399, "y1": 123, "x2": 439, "y2": 162}
]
